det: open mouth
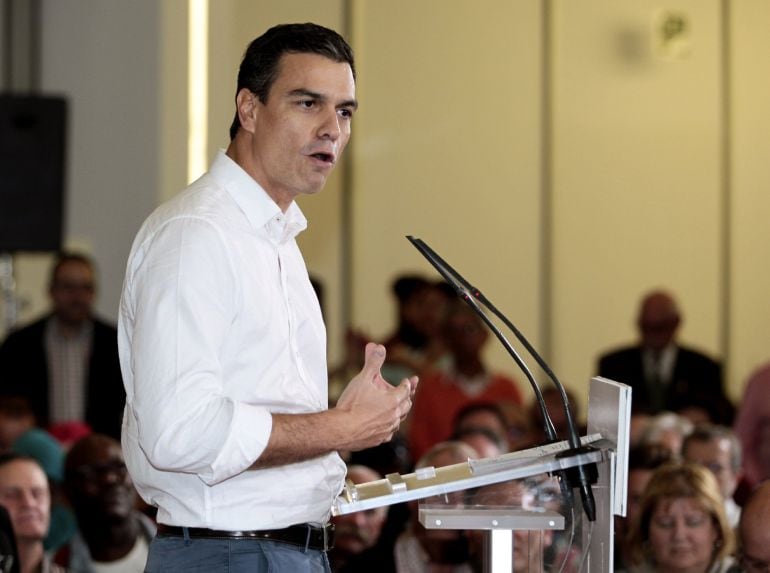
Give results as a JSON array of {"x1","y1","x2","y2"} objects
[{"x1": 310, "y1": 152, "x2": 335, "y2": 164}]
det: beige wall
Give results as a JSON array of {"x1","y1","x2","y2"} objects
[{"x1": 5, "y1": 0, "x2": 770, "y2": 415}]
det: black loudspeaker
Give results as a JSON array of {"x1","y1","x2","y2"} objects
[{"x1": 0, "y1": 95, "x2": 67, "y2": 252}]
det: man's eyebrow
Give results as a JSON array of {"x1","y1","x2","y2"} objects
[{"x1": 287, "y1": 89, "x2": 358, "y2": 110}]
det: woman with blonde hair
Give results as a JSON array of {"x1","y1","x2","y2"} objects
[{"x1": 625, "y1": 462, "x2": 735, "y2": 573}]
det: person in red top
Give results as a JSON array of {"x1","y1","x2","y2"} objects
[{"x1": 408, "y1": 300, "x2": 522, "y2": 461}]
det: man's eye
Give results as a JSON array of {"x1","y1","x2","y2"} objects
[
  {"x1": 299, "y1": 100, "x2": 315, "y2": 109},
  {"x1": 338, "y1": 108, "x2": 353, "y2": 120}
]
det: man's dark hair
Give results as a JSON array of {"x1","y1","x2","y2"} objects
[
  {"x1": 627, "y1": 443, "x2": 674, "y2": 472},
  {"x1": 229, "y1": 22, "x2": 355, "y2": 140},
  {"x1": 453, "y1": 402, "x2": 509, "y2": 436}
]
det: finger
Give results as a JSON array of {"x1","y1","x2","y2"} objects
[
  {"x1": 360, "y1": 342, "x2": 387, "y2": 379},
  {"x1": 408, "y1": 375, "x2": 419, "y2": 396}
]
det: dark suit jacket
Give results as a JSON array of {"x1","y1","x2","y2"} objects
[
  {"x1": 0, "y1": 315, "x2": 125, "y2": 439},
  {"x1": 597, "y1": 344, "x2": 734, "y2": 424}
]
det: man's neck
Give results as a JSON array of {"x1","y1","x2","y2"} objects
[
  {"x1": 17, "y1": 539, "x2": 44, "y2": 573},
  {"x1": 453, "y1": 356, "x2": 485, "y2": 378},
  {"x1": 51, "y1": 316, "x2": 90, "y2": 338},
  {"x1": 80, "y1": 515, "x2": 140, "y2": 562}
]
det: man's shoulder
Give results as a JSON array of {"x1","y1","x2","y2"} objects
[
  {"x1": 0, "y1": 316, "x2": 49, "y2": 345},
  {"x1": 91, "y1": 316, "x2": 118, "y2": 334},
  {"x1": 676, "y1": 345, "x2": 720, "y2": 368},
  {"x1": 147, "y1": 176, "x2": 237, "y2": 229},
  {"x1": 599, "y1": 345, "x2": 641, "y2": 364}
]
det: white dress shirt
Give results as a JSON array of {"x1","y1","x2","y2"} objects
[{"x1": 118, "y1": 150, "x2": 346, "y2": 530}]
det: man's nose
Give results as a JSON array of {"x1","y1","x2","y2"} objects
[{"x1": 318, "y1": 109, "x2": 342, "y2": 141}]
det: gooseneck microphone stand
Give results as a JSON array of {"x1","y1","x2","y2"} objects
[{"x1": 407, "y1": 235, "x2": 597, "y2": 522}]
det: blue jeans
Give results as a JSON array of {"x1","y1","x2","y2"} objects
[{"x1": 144, "y1": 533, "x2": 331, "y2": 572}]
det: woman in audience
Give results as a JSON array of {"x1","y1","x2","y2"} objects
[{"x1": 624, "y1": 462, "x2": 735, "y2": 573}]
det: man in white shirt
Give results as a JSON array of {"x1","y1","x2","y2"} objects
[{"x1": 118, "y1": 23, "x2": 417, "y2": 572}]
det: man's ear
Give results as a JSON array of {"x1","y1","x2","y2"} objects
[{"x1": 235, "y1": 88, "x2": 259, "y2": 134}]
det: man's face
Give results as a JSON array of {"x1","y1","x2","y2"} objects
[
  {"x1": 50, "y1": 260, "x2": 95, "y2": 326},
  {"x1": 332, "y1": 466, "x2": 387, "y2": 557},
  {"x1": 67, "y1": 440, "x2": 135, "y2": 521},
  {"x1": 243, "y1": 52, "x2": 356, "y2": 207},
  {"x1": 638, "y1": 295, "x2": 679, "y2": 351},
  {"x1": 0, "y1": 460, "x2": 50, "y2": 543},
  {"x1": 683, "y1": 438, "x2": 739, "y2": 500}
]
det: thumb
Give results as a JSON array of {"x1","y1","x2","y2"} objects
[{"x1": 361, "y1": 342, "x2": 387, "y2": 379}]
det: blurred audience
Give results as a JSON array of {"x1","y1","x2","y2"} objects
[
  {"x1": 0, "y1": 253, "x2": 125, "y2": 440},
  {"x1": 330, "y1": 465, "x2": 388, "y2": 572},
  {"x1": 393, "y1": 441, "x2": 476, "y2": 573},
  {"x1": 56, "y1": 434, "x2": 154, "y2": 572},
  {"x1": 682, "y1": 425, "x2": 743, "y2": 527},
  {"x1": 639, "y1": 412, "x2": 693, "y2": 457},
  {"x1": 528, "y1": 386, "x2": 582, "y2": 446},
  {"x1": 451, "y1": 403, "x2": 509, "y2": 456},
  {"x1": 733, "y1": 362, "x2": 770, "y2": 490},
  {"x1": 381, "y1": 275, "x2": 452, "y2": 386},
  {"x1": 408, "y1": 301, "x2": 522, "y2": 461},
  {"x1": 597, "y1": 290, "x2": 733, "y2": 425},
  {"x1": 468, "y1": 479, "x2": 553, "y2": 572},
  {"x1": 0, "y1": 454, "x2": 66, "y2": 573},
  {"x1": 624, "y1": 462, "x2": 734, "y2": 573},
  {"x1": 615, "y1": 444, "x2": 674, "y2": 571}
]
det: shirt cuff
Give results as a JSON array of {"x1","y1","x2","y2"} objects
[{"x1": 198, "y1": 401, "x2": 273, "y2": 485}]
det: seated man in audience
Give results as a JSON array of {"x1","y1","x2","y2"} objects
[
  {"x1": 409, "y1": 301, "x2": 522, "y2": 461},
  {"x1": 0, "y1": 453, "x2": 66, "y2": 573},
  {"x1": 56, "y1": 434, "x2": 155, "y2": 572},
  {"x1": 330, "y1": 465, "x2": 388, "y2": 572},
  {"x1": 597, "y1": 290, "x2": 733, "y2": 424},
  {"x1": 451, "y1": 402, "x2": 510, "y2": 457},
  {"x1": 394, "y1": 441, "x2": 477, "y2": 573},
  {"x1": 381, "y1": 275, "x2": 452, "y2": 386},
  {"x1": 735, "y1": 481, "x2": 770, "y2": 572},
  {"x1": 682, "y1": 424, "x2": 743, "y2": 527},
  {"x1": 0, "y1": 253, "x2": 125, "y2": 439}
]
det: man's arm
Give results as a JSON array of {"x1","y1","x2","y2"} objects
[{"x1": 252, "y1": 343, "x2": 416, "y2": 468}]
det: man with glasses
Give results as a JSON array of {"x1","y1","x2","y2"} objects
[
  {"x1": 56, "y1": 433, "x2": 155, "y2": 571},
  {"x1": 0, "y1": 253, "x2": 125, "y2": 439}
]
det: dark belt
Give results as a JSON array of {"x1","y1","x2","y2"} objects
[{"x1": 156, "y1": 523, "x2": 334, "y2": 551}]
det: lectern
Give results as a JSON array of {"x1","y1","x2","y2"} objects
[{"x1": 332, "y1": 376, "x2": 631, "y2": 572}]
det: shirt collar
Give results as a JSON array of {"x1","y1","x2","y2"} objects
[{"x1": 207, "y1": 150, "x2": 308, "y2": 243}]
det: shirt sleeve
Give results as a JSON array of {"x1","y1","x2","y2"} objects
[{"x1": 124, "y1": 215, "x2": 272, "y2": 485}]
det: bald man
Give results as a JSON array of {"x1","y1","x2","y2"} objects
[
  {"x1": 597, "y1": 290, "x2": 732, "y2": 424},
  {"x1": 735, "y1": 481, "x2": 770, "y2": 571}
]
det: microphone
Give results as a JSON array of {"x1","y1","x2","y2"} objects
[{"x1": 406, "y1": 235, "x2": 597, "y2": 522}]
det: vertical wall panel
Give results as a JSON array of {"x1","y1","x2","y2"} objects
[
  {"x1": 350, "y1": 1, "x2": 544, "y2": 382},
  {"x1": 729, "y1": 0, "x2": 770, "y2": 399},
  {"x1": 550, "y1": 0, "x2": 724, "y2": 400}
]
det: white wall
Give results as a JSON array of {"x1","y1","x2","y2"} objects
[{"x1": 7, "y1": 0, "x2": 164, "y2": 328}]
